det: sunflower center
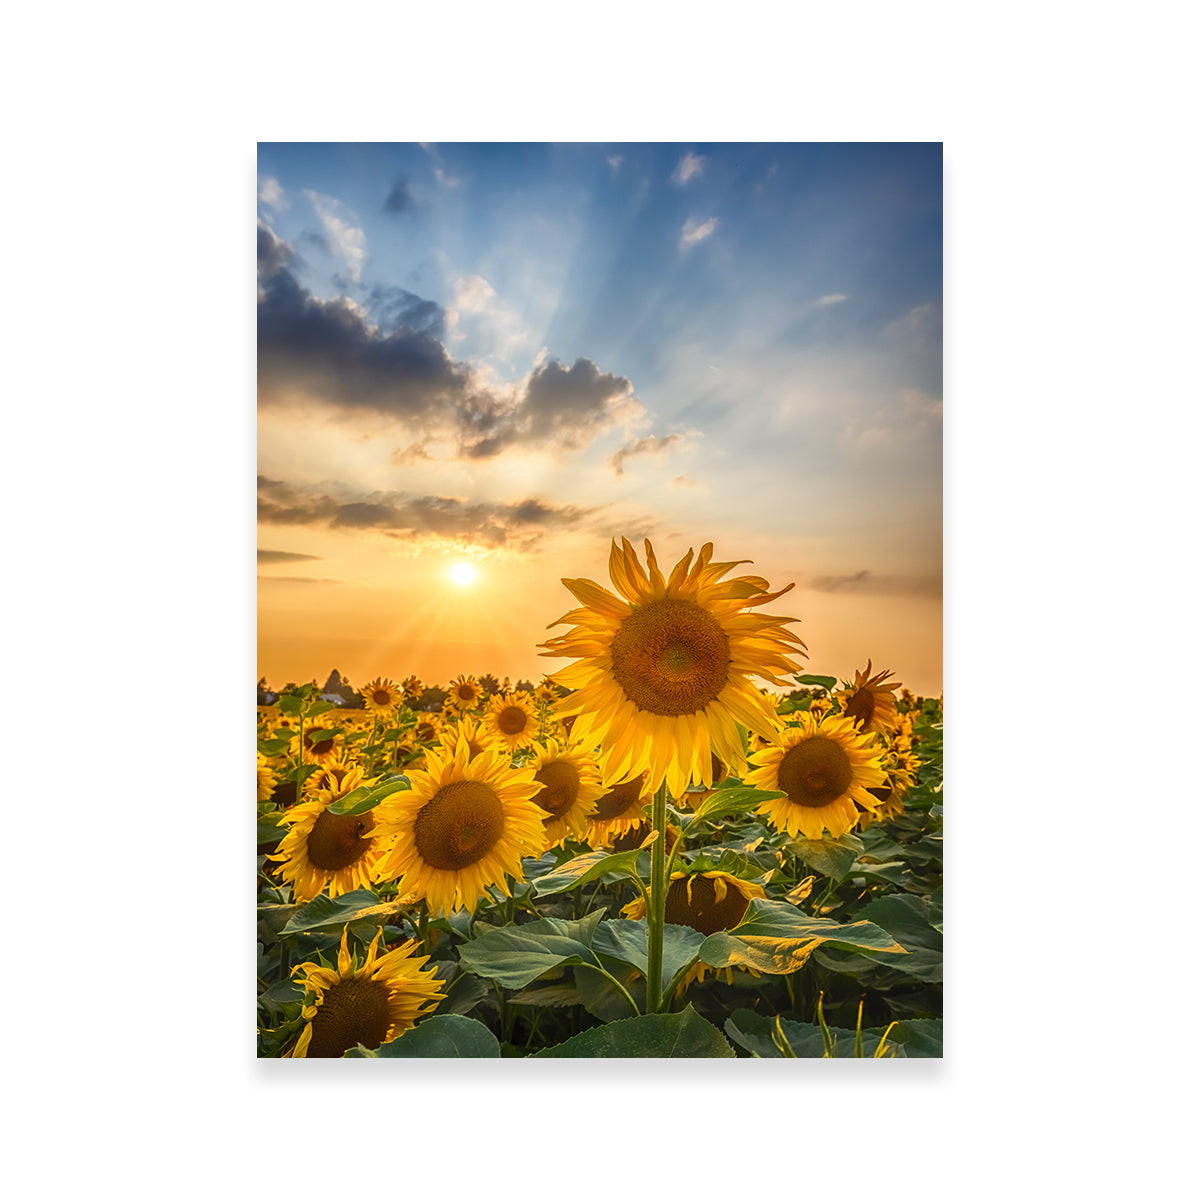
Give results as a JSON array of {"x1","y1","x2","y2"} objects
[
  {"x1": 533, "y1": 759, "x2": 580, "y2": 817},
  {"x1": 497, "y1": 705, "x2": 528, "y2": 735},
  {"x1": 609, "y1": 598, "x2": 730, "y2": 716},
  {"x1": 843, "y1": 688, "x2": 876, "y2": 729},
  {"x1": 306, "y1": 809, "x2": 375, "y2": 870},
  {"x1": 594, "y1": 778, "x2": 646, "y2": 821},
  {"x1": 777, "y1": 737, "x2": 854, "y2": 808},
  {"x1": 413, "y1": 780, "x2": 505, "y2": 870},
  {"x1": 664, "y1": 875, "x2": 751, "y2": 936},
  {"x1": 304, "y1": 977, "x2": 391, "y2": 1058},
  {"x1": 373, "y1": 689, "x2": 391, "y2": 705}
]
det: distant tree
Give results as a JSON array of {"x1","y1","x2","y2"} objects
[
  {"x1": 257, "y1": 676, "x2": 275, "y2": 705},
  {"x1": 418, "y1": 686, "x2": 448, "y2": 712}
]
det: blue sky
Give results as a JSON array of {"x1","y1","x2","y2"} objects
[{"x1": 257, "y1": 142, "x2": 942, "y2": 694}]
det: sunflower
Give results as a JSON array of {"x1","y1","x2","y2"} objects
[
  {"x1": 372, "y1": 740, "x2": 548, "y2": 915},
  {"x1": 438, "y1": 713, "x2": 497, "y2": 763},
  {"x1": 300, "y1": 716, "x2": 344, "y2": 764},
  {"x1": 445, "y1": 674, "x2": 484, "y2": 715},
  {"x1": 529, "y1": 738, "x2": 605, "y2": 847},
  {"x1": 285, "y1": 926, "x2": 444, "y2": 1058},
  {"x1": 301, "y1": 755, "x2": 368, "y2": 800},
  {"x1": 257, "y1": 753, "x2": 279, "y2": 803},
  {"x1": 540, "y1": 538, "x2": 806, "y2": 798},
  {"x1": 836, "y1": 660, "x2": 901, "y2": 735},
  {"x1": 401, "y1": 675, "x2": 424, "y2": 706},
  {"x1": 586, "y1": 771, "x2": 654, "y2": 846},
  {"x1": 534, "y1": 678, "x2": 560, "y2": 705},
  {"x1": 270, "y1": 771, "x2": 390, "y2": 902},
  {"x1": 360, "y1": 676, "x2": 402, "y2": 715},
  {"x1": 745, "y1": 712, "x2": 887, "y2": 840},
  {"x1": 860, "y1": 751, "x2": 917, "y2": 826},
  {"x1": 483, "y1": 689, "x2": 539, "y2": 753}
]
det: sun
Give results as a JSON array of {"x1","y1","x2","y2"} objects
[{"x1": 449, "y1": 561, "x2": 477, "y2": 586}]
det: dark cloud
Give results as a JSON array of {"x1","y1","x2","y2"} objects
[
  {"x1": 257, "y1": 476, "x2": 598, "y2": 553},
  {"x1": 257, "y1": 228, "x2": 639, "y2": 460},
  {"x1": 383, "y1": 177, "x2": 415, "y2": 214},
  {"x1": 258, "y1": 549, "x2": 323, "y2": 564},
  {"x1": 806, "y1": 570, "x2": 941, "y2": 599},
  {"x1": 608, "y1": 432, "x2": 689, "y2": 477}
]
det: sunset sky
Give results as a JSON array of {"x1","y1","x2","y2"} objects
[{"x1": 257, "y1": 142, "x2": 942, "y2": 697}]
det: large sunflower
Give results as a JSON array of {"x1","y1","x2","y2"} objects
[
  {"x1": 745, "y1": 712, "x2": 886, "y2": 840},
  {"x1": 360, "y1": 676, "x2": 402, "y2": 715},
  {"x1": 372, "y1": 741, "x2": 548, "y2": 915},
  {"x1": 529, "y1": 738, "x2": 605, "y2": 847},
  {"x1": 483, "y1": 689, "x2": 539, "y2": 753},
  {"x1": 285, "y1": 926, "x2": 444, "y2": 1058},
  {"x1": 836, "y1": 660, "x2": 901, "y2": 735},
  {"x1": 540, "y1": 538, "x2": 806, "y2": 798},
  {"x1": 270, "y1": 771, "x2": 390, "y2": 902}
]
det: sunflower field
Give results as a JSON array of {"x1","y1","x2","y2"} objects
[{"x1": 256, "y1": 538, "x2": 943, "y2": 1058}]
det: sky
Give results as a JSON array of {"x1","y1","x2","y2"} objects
[{"x1": 257, "y1": 142, "x2": 942, "y2": 697}]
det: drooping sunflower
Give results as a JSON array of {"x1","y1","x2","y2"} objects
[
  {"x1": 483, "y1": 689, "x2": 539, "y2": 753},
  {"x1": 270, "y1": 771, "x2": 390, "y2": 902},
  {"x1": 438, "y1": 713, "x2": 497, "y2": 763},
  {"x1": 285, "y1": 926, "x2": 444, "y2": 1058},
  {"x1": 836, "y1": 660, "x2": 901, "y2": 735},
  {"x1": 540, "y1": 538, "x2": 806, "y2": 798},
  {"x1": 372, "y1": 740, "x2": 548, "y2": 915},
  {"x1": 401, "y1": 675, "x2": 424, "y2": 706},
  {"x1": 586, "y1": 771, "x2": 654, "y2": 846},
  {"x1": 445, "y1": 674, "x2": 484, "y2": 715},
  {"x1": 745, "y1": 712, "x2": 887, "y2": 840},
  {"x1": 360, "y1": 676, "x2": 402, "y2": 715},
  {"x1": 860, "y1": 751, "x2": 917, "y2": 826},
  {"x1": 529, "y1": 738, "x2": 606, "y2": 847}
]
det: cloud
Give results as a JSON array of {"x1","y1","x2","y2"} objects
[
  {"x1": 680, "y1": 216, "x2": 718, "y2": 248},
  {"x1": 816, "y1": 293, "x2": 850, "y2": 307},
  {"x1": 420, "y1": 143, "x2": 461, "y2": 188},
  {"x1": 258, "y1": 176, "x2": 286, "y2": 209},
  {"x1": 671, "y1": 475, "x2": 699, "y2": 488},
  {"x1": 302, "y1": 189, "x2": 367, "y2": 282},
  {"x1": 258, "y1": 575, "x2": 340, "y2": 585},
  {"x1": 257, "y1": 476, "x2": 600, "y2": 554},
  {"x1": 607, "y1": 154, "x2": 623, "y2": 171},
  {"x1": 607, "y1": 431, "x2": 695, "y2": 478},
  {"x1": 805, "y1": 570, "x2": 942, "y2": 599},
  {"x1": 383, "y1": 177, "x2": 415, "y2": 215},
  {"x1": 258, "y1": 230, "x2": 641, "y2": 459},
  {"x1": 672, "y1": 153, "x2": 705, "y2": 184},
  {"x1": 258, "y1": 549, "x2": 324, "y2": 564}
]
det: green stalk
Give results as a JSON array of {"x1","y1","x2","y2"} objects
[{"x1": 646, "y1": 779, "x2": 669, "y2": 1013}]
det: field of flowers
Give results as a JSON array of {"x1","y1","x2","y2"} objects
[{"x1": 256, "y1": 538, "x2": 943, "y2": 1058}]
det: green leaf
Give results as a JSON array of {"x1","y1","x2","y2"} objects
[
  {"x1": 689, "y1": 785, "x2": 784, "y2": 827},
  {"x1": 326, "y1": 775, "x2": 411, "y2": 816},
  {"x1": 305, "y1": 727, "x2": 339, "y2": 745},
  {"x1": 256, "y1": 815, "x2": 287, "y2": 846},
  {"x1": 457, "y1": 910, "x2": 606, "y2": 989},
  {"x1": 531, "y1": 849, "x2": 645, "y2": 896},
  {"x1": 279, "y1": 888, "x2": 409, "y2": 937},
  {"x1": 724, "y1": 1009, "x2": 900, "y2": 1058},
  {"x1": 787, "y1": 833, "x2": 863, "y2": 880},
  {"x1": 592, "y1": 918, "x2": 706, "y2": 999},
  {"x1": 533, "y1": 1004, "x2": 735, "y2": 1058},
  {"x1": 795, "y1": 674, "x2": 838, "y2": 691},
  {"x1": 277, "y1": 693, "x2": 303, "y2": 715},
  {"x1": 884, "y1": 1018, "x2": 943, "y2": 1058},
  {"x1": 344, "y1": 1015, "x2": 500, "y2": 1058},
  {"x1": 699, "y1": 898, "x2": 905, "y2": 975},
  {"x1": 257, "y1": 737, "x2": 292, "y2": 757},
  {"x1": 306, "y1": 700, "x2": 338, "y2": 717}
]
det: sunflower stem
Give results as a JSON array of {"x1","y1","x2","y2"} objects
[{"x1": 646, "y1": 780, "x2": 669, "y2": 1014}]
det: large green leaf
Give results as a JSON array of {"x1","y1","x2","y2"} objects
[
  {"x1": 787, "y1": 834, "x2": 863, "y2": 880},
  {"x1": 533, "y1": 1005, "x2": 735, "y2": 1058},
  {"x1": 818, "y1": 893, "x2": 942, "y2": 982},
  {"x1": 344, "y1": 1015, "x2": 500, "y2": 1058},
  {"x1": 795, "y1": 674, "x2": 838, "y2": 691},
  {"x1": 457, "y1": 910, "x2": 606, "y2": 989},
  {"x1": 689, "y1": 785, "x2": 784, "y2": 827},
  {"x1": 279, "y1": 888, "x2": 408, "y2": 937},
  {"x1": 531, "y1": 848, "x2": 646, "y2": 896},
  {"x1": 592, "y1": 918, "x2": 706, "y2": 999},
  {"x1": 885, "y1": 1018, "x2": 943, "y2": 1057},
  {"x1": 326, "y1": 775, "x2": 411, "y2": 816},
  {"x1": 699, "y1": 898, "x2": 905, "y2": 975}
]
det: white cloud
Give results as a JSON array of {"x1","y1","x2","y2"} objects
[
  {"x1": 816, "y1": 293, "x2": 850, "y2": 307},
  {"x1": 303, "y1": 189, "x2": 367, "y2": 283},
  {"x1": 258, "y1": 176, "x2": 286, "y2": 209},
  {"x1": 607, "y1": 154, "x2": 624, "y2": 171},
  {"x1": 420, "y1": 143, "x2": 461, "y2": 189},
  {"x1": 672, "y1": 152, "x2": 705, "y2": 184},
  {"x1": 680, "y1": 216, "x2": 718, "y2": 248}
]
